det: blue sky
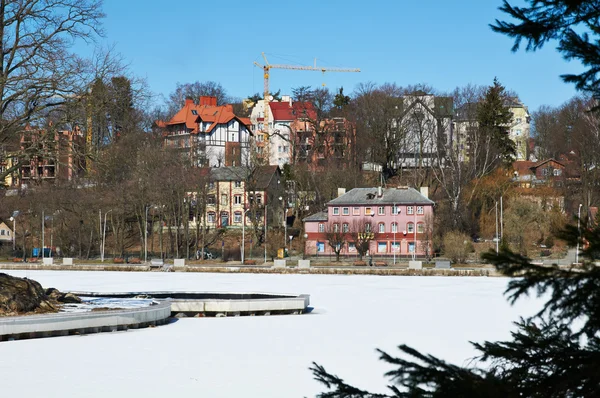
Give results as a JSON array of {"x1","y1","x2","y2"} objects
[{"x1": 97, "y1": 0, "x2": 581, "y2": 111}]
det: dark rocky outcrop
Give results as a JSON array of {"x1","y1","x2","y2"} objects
[
  {"x1": 1, "y1": 274, "x2": 82, "y2": 316},
  {"x1": 0, "y1": 273, "x2": 57, "y2": 315},
  {"x1": 58, "y1": 293, "x2": 82, "y2": 304},
  {"x1": 45, "y1": 288, "x2": 81, "y2": 303}
]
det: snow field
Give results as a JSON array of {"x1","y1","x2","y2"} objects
[{"x1": 0, "y1": 270, "x2": 541, "y2": 398}]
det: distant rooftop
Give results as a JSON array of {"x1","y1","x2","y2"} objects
[{"x1": 327, "y1": 187, "x2": 434, "y2": 206}]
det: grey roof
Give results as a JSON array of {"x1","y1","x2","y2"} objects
[
  {"x1": 302, "y1": 211, "x2": 328, "y2": 222},
  {"x1": 210, "y1": 167, "x2": 251, "y2": 181},
  {"x1": 327, "y1": 187, "x2": 434, "y2": 206},
  {"x1": 209, "y1": 166, "x2": 280, "y2": 190}
]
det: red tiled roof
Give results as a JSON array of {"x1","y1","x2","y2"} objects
[
  {"x1": 160, "y1": 98, "x2": 247, "y2": 134},
  {"x1": 512, "y1": 160, "x2": 535, "y2": 176},
  {"x1": 239, "y1": 117, "x2": 251, "y2": 129},
  {"x1": 270, "y1": 101, "x2": 317, "y2": 121},
  {"x1": 532, "y1": 158, "x2": 565, "y2": 169}
]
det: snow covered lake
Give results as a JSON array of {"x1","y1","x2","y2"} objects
[{"x1": 0, "y1": 270, "x2": 541, "y2": 397}]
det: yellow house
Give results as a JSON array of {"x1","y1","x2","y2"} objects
[
  {"x1": 506, "y1": 98, "x2": 530, "y2": 161},
  {"x1": 190, "y1": 166, "x2": 284, "y2": 230},
  {"x1": 0, "y1": 219, "x2": 14, "y2": 245}
]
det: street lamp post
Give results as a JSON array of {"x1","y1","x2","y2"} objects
[
  {"x1": 101, "y1": 210, "x2": 113, "y2": 262},
  {"x1": 495, "y1": 201, "x2": 499, "y2": 254},
  {"x1": 576, "y1": 203, "x2": 583, "y2": 264},
  {"x1": 413, "y1": 205, "x2": 417, "y2": 261},
  {"x1": 145, "y1": 206, "x2": 149, "y2": 263},
  {"x1": 241, "y1": 209, "x2": 250, "y2": 264},
  {"x1": 264, "y1": 204, "x2": 268, "y2": 263},
  {"x1": 393, "y1": 203, "x2": 397, "y2": 265},
  {"x1": 41, "y1": 209, "x2": 44, "y2": 259},
  {"x1": 9, "y1": 211, "x2": 18, "y2": 253}
]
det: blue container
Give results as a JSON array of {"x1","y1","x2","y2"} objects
[{"x1": 32, "y1": 248, "x2": 39, "y2": 257}]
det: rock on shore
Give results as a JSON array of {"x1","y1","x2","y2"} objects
[{"x1": 0, "y1": 273, "x2": 64, "y2": 316}]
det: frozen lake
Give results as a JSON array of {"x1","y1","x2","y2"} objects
[{"x1": 0, "y1": 270, "x2": 540, "y2": 397}]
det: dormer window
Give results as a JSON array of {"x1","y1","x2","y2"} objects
[
  {"x1": 366, "y1": 193, "x2": 375, "y2": 200},
  {"x1": 191, "y1": 110, "x2": 198, "y2": 115}
]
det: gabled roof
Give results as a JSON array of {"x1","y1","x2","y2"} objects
[
  {"x1": 303, "y1": 211, "x2": 328, "y2": 222},
  {"x1": 512, "y1": 160, "x2": 536, "y2": 176},
  {"x1": 327, "y1": 187, "x2": 434, "y2": 206},
  {"x1": 208, "y1": 166, "x2": 280, "y2": 190},
  {"x1": 531, "y1": 158, "x2": 565, "y2": 169},
  {"x1": 160, "y1": 99, "x2": 249, "y2": 134},
  {"x1": 270, "y1": 101, "x2": 317, "y2": 121},
  {"x1": 249, "y1": 165, "x2": 280, "y2": 190}
]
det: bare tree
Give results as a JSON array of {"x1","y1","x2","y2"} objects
[
  {"x1": 324, "y1": 223, "x2": 346, "y2": 262},
  {"x1": 0, "y1": 0, "x2": 105, "y2": 182},
  {"x1": 165, "y1": 81, "x2": 230, "y2": 118},
  {"x1": 349, "y1": 218, "x2": 374, "y2": 260}
]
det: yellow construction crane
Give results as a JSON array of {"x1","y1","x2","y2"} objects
[{"x1": 253, "y1": 52, "x2": 359, "y2": 145}]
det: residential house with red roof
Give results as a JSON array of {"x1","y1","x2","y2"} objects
[
  {"x1": 250, "y1": 96, "x2": 355, "y2": 169},
  {"x1": 158, "y1": 96, "x2": 253, "y2": 167}
]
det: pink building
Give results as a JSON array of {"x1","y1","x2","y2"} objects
[{"x1": 303, "y1": 187, "x2": 434, "y2": 258}]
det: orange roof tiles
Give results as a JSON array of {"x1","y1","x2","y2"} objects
[
  {"x1": 512, "y1": 160, "x2": 535, "y2": 176},
  {"x1": 270, "y1": 101, "x2": 317, "y2": 121},
  {"x1": 160, "y1": 97, "x2": 248, "y2": 134}
]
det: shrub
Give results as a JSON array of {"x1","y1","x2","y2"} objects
[{"x1": 443, "y1": 231, "x2": 473, "y2": 263}]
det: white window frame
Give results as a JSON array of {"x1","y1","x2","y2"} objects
[
  {"x1": 407, "y1": 222, "x2": 414, "y2": 234},
  {"x1": 353, "y1": 207, "x2": 360, "y2": 215},
  {"x1": 365, "y1": 207, "x2": 373, "y2": 216},
  {"x1": 333, "y1": 223, "x2": 339, "y2": 233},
  {"x1": 391, "y1": 222, "x2": 398, "y2": 233},
  {"x1": 332, "y1": 207, "x2": 340, "y2": 215},
  {"x1": 234, "y1": 195, "x2": 242, "y2": 205},
  {"x1": 392, "y1": 205, "x2": 400, "y2": 215},
  {"x1": 318, "y1": 223, "x2": 324, "y2": 233},
  {"x1": 207, "y1": 212, "x2": 216, "y2": 223},
  {"x1": 342, "y1": 207, "x2": 349, "y2": 215},
  {"x1": 342, "y1": 223, "x2": 349, "y2": 233},
  {"x1": 378, "y1": 223, "x2": 385, "y2": 233},
  {"x1": 417, "y1": 223, "x2": 424, "y2": 234},
  {"x1": 234, "y1": 181, "x2": 242, "y2": 188},
  {"x1": 378, "y1": 206, "x2": 385, "y2": 215},
  {"x1": 417, "y1": 206, "x2": 424, "y2": 215},
  {"x1": 407, "y1": 206, "x2": 414, "y2": 215},
  {"x1": 234, "y1": 212, "x2": 242, "y2": 223}
]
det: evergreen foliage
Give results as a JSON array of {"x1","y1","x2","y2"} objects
[
  {"x1": 333, "y1": 87, "x2": 351, "y2": 109},
  {"x1": 311, "y1": 223, "x2": 600, "y2": 397},
  {"x1": 476, "y1": 78, "x2": 515, "y2": 164},
  {"x1": 491, "y1": 0, "x2": 600, "y2": 99}
]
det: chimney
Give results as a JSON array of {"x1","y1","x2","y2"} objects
[
  {"x1": 377, "y1": 186, "x2": 383, "y2": 198},
  {"x1": 185, "y1": 98, "x2": 194, "y2": 106},
  {"x1": 337, "y1": 188, "x2": 346, "y2": 197},
  {"x1": 420, "y1": 186, "x2": 429, "y2": 199},
  {"x1": 199, "y1": 96, "x2": 218, "y2": 106}
]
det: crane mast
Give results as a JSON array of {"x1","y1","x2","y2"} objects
[{"x1": 253, "y1": 52, "x2": 359, "y2": 162}]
